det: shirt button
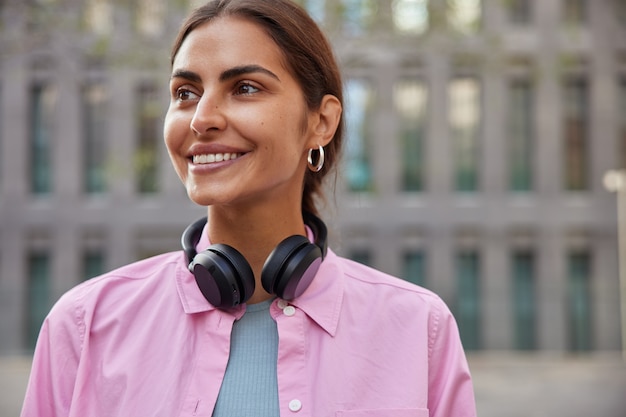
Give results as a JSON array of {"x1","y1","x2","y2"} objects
[
  {"x1": 277, "y1": 299, "x2": 289, "y2": 309},
  {"x1": 283, "y1": 305, "x2": 296, "y2": 316},
  {"x1": 288, "y1": 399, "x2": 302, "y2": 412}
]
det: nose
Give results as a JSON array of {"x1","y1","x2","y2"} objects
[{"x1": 190, "y1": 93, "x2": 227, "y2": 135}]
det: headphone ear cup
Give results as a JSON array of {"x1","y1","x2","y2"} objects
[
  {"x1": 261, "y1": 235, "x2": 323, "y2": 301},
  {"x1": 190, "y1": 244, "x2": 255, "y2": 308}
]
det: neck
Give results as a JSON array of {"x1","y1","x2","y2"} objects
[{"x1": 206, "y1": 204, "x2": 307, "y2": 304}]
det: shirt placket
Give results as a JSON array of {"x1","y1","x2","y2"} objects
[
  {"x1": 180, "y1": 310, "x2": 240, "y2": 416},
  {"x1": 274, "y1": 299, "x2": 310, "y2": 417}
]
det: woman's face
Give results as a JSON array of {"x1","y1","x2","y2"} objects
[{"x1": 164, "y1": 16, "x2": 318, "y2": 209}]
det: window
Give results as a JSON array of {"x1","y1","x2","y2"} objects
[
  {"x1": 392, "y1": 0, "x2": 429, "y2": 34},
  {"x1": 402, "y1": 251, "x2": 426, "y2": 287},
  {"x1": 567, "y1": 251, "x2": 592, "y2": 351},
  {"x1": 512, "y1": 251, "x2": 536, "y2": 350},
  {"x1": 617, "y1": 77, "x2": 626, "y2": 169},
  {"x1": 447, "y1": 0, "x2": 481, "y2": 34},
  {"x1": 85, "y1": 0, "x2": 113, "y2": 35},
  {"x1": 563, "y1": 77, "x2": 589, "y2": 191},
  {"x1": 82, "y1": 82, "x2": 108, "y2": 194},
  {"x1": 344, "y1": 79, "x2": 375, "y2": 192},
  {"x1": 617, "y1": 0, "x2": 626, "y2": 27},
  {"x1": 136, "y1": 83, "x2": 160, "y2": 194},
  {"x1": 508, "y1": 0, "x2": 532, "y2": 24},
  {"x1": 349, "y1": 249, "x2": 372, "y2": 267},
  {"x1": 563, "y1": 0, "x2": 587, "y2": 24},
  {"x1": 508, "y1": 79, "x2": 534, "y2": 191},
  {"x1": 449, "y1": 77, "x2": 481, "y2": 191},
  {"x1": 456, "y1": 250, "x2": 481, "y2": 350},
  {"x1": 26, "y1": 252, "x2": 51, "y2": 349},
  {"x1": 0, "y1": 84, "x2": 2, "y2": 192},
  {"x1": 83, "y1": 250, "x2": 105, "y2": 282},
  {"x1": 395, "y1": 79, "x2": 428, "y2": 191},
  {"x1": 136, "y1": 0, "x2": 165, "y2": 37},
  {"x1": 30, "y1": 84, "x2": 56, "y2": 195},
  {"x1": 25, "y1": 0, "x2": 60, "y2": 32},
  {"x1": 341, "y1": 0, "x2": 377, "y2": 35}
]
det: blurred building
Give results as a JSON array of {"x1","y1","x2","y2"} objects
[{"x1": 0, "y1": 0, "x2": 624, "y2": 355}]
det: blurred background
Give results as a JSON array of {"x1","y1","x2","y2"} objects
[{"x1": 1, "y1": 0, "x2": 626, "y2": 415}]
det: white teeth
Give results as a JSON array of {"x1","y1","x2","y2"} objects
[{"x1": 192, "y1": 153, "x2": 240, "y2": 164}]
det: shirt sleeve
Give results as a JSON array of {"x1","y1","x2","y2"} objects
[
  {"x1": 20, "y1": 293, "x2": 84, "y2": 417},
  {"x1": 427, "y1": 302, "x2": 477, "y2": 417}
]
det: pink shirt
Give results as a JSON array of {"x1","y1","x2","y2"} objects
[{"x1": 21, "y1": 234, "x2": 476, "y2": 417}]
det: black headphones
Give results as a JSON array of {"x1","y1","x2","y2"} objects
[{"x1": 181, "y1": 212, "x2": 328, "y2": 309}]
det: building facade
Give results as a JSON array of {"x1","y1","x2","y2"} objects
[{"x1": 0, "y1": 0, "x2": 624, "y2": 354}]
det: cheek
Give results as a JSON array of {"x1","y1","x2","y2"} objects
[
  {"x1": 163, "y1": 112, "x2": 186, "y2": 153},
  {"x1": 163, "y1": 112, "x2": 189, "y2": 178}
]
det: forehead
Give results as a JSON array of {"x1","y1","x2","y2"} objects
[{"x1": 172, "y1": 16, "x2": 289, "y2": 74}]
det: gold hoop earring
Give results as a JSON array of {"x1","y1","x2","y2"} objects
[{"x1": 307, "y1": 145, "x2": 325, "y2": 172}]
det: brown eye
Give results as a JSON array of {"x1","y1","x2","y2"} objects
[
  {"x1": 235, "y1": 82, "x2": 259, "y2": 96},
  {"x1": 176, "y1": 88, "x2": 199, "y2": 101}
]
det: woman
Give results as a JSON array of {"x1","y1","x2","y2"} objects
[{"x1": 21, "y1": 1, "x2": 476, "y2": 416}]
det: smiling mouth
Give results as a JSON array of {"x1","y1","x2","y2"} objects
[{"x1": 191, "y1": 153, "x2": 243, "y2": 164}]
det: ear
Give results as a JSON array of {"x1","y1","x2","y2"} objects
[{"x1": 306, "y1": 94, "x2": 342, "y2": 148}]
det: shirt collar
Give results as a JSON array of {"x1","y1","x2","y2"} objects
[
  {"x1": 174, "y1": 221, "x2": 345, "y2": 335},
  {"x1": 175, "y1": 222, "x2": 244, "y2": 316},
  {"x1": 288, "y1": 248, "x2": 344, "y2": 337}
]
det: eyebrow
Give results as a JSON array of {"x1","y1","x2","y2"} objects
[
  {"x1": 220, "y1": 65, "x2": 280, "y2": 82},
  {"x1": 170, "y1": 65, "x2": 280, "y2": 83},
  {"x1": 170, "y1": 69, "x2": 201, "y2": 83}
]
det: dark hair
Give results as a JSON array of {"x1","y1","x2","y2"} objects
[{"x1": 170, "y1": 0, "x2": 344, "y2": 216}]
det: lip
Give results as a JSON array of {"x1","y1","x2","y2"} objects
[{"x1": 187, "y1": 143, "x2": 248, "y2": 157}]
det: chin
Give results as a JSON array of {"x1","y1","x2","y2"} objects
[
  {"x1": 186, "y1": 191, "x2": 217, "y2": 207},
  {"x1": 183, "y1": 184, "x2": 209, "y2": 206},
  {"x1": 186, "y1": 187, "x2": 241, "y2": 208}
]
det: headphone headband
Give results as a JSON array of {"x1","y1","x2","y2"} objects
[
  {"x1": 181, "y1": 216, "x2": 209, "y2": 266},
  {"x1": 181, "y1": 212, "x2": 327, "y2": 264},
  {"x1": 181, "y1": 212, "x2": 328, "y2": 308}
]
